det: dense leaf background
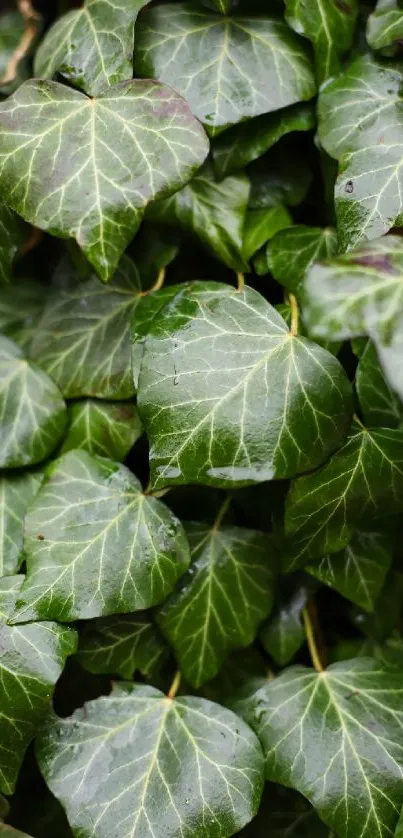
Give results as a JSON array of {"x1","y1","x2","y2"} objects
[{"x1": 1, "y1": 1, "x2": 403, "y2": 837}]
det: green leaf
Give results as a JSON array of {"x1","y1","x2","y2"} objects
[
  {"x1": 156, "y1": 520, "x2": 276, "y2": 688},
  {"x1": 0, "y1": 335, "x2": 67, "y2": 469},
  {"x1": 353, "y1": 569, "x2": 403, "y2": 643},
  {"x1": 260, "y1": 577, "x2": 316, "y2": 666},
  {"x1": 133, "y1": 224, "x2": 180, "y2": 290},
  {"x1": 34, "y1": 0, "x2": 149, "y2": 97},
  {"x1": 147, "y1": 162, "x2": 250, "y2": 271},
  {"x1": 266, "y1": 226, "x2": 338, "y2": 294},
  {"x1": 37, "y1": 682, "x2": 264, "y2": 838},
  {"x1": 232, "y1": 658, "x2": 403, "y2": 838},
  {"x1": 356, "y1": 341, "x2": 403, "y2": 429},
  {"x1": 0, "y1": 827, "x2": 33, "y2": 837},
  {"x1": 137, "y1": 282, "x2": 353, "y2": 489},
  {"x1": 77, "y1": 613, "x2": 167, "y2": 679},
  {"x1": 242, "y1": 206, "x2": 292, "y2": 264},
  {"x1": 14, "y1": 449, "x2": 190, "y2": 622},
  {"x1": 135, "y1": 5, "x2": 316, "y2": 136},
  {"x1": 0, "y1": 204, "x2": 26, "y2": 284},
  {"x1": 366, "y1": 0, "x2": 403, "y2": 55},
  {"x1": 239, "y1": 785, "x2": 332, "y2": 837},
  {"x1": 212, "y1": 103, "x2": 315, "y2": 181},
  {"x1": 60, "y1": 399, "x2": 143, "y2": 460},
  {"x1": 0, "y1": 470, "x2": 42, "y2": 577},
  {"x1": 284, "y1": 422, "x2": 403, "y2": 570},
  {"x1": 0, "y1": 79, "x2": 208, "y2": 282},
  {"x1": 248, "y1": 145, "x2": 313, "y2": 210},
  {"x1": 318, "y1": 55, "x2": 403, "y2": 250},
  {"x1": 30, "y1": 255, "x2": 141, "y2": 399},
  {"x1": 285, "y1": 0, "x2": 359, "y2": 84},
  {"x1": 0, "y1": 279, "x2": 45, "y2": 352},
  {"x1": 0, "y1": 575, "x2": 77, "y2": 795},
  {"x1": 307, "y1": 528, "x2": 393, "y2": 612},
  {"x1": 302, "y1": 235, "x2": 403, "y2": 399}
]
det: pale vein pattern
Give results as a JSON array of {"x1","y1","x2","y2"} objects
[{"x1": 77, "y1": 613, "x2": 166, "y2": 679}]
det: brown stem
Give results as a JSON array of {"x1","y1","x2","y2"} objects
[{"x1": 1, "y1": 0, "x2": 41, "y2": 86}]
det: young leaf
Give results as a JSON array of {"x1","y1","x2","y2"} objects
[
  {"x1": 318, "y1": 55, "x2": 403, "y2": 249},
  {"x1": 156, "y1": 520, "x2": 276, "y2": 687},
  {"x1": 14, "y1": 450, "x2": 190, "y2": 622},
  {"x1": 0, "y1": 336, "x2": 67, "y2": 469},
  {"x1": 356, "y1": 341, "x2": 403, "y2": 428},
  {"x1": 147, "y1": 162, "x2": 250, "y2": 271},
  {"x1": 285, "y1": 0, "x2": 359, "y2": 84},
  {"x1": 77, "y1": 613, "x2": 167, "y2": 679},
  {"x1": 34, "y1": 0, "x2": 149, "y2": 97},
  {"x1": 30, "y1": 256, "x2": 141, "y2": 399},
  {"x1": 284, "y1": 422, "x2": 403, "y2": 570},
  {"x1": 0, "y1": 279, "x2": 45, "y2": 352},
  {"x1": 242, "y1": 207, "x2": 292, "y2": 263},
  {"x1": 0, "y1": 470, "x2": 42, "y2": 577},
  {"x1": 212, "y1": 103, "x2": 315, "y2": 181},
  {"x1": 135, "y1": 5, "x2": 316, "y2": 136},
  {"x1": 137, "y1": 282, "x2": 353, "y2": 489},
  {"x1": 0, "y1": 576, "x2": 77, "y2": 795},
  {"x1": 232, "y1": 658, "x2": 403, "y2": 838},
  {"x1": 0, "y1": 204, "x2": 26, "y2": 284},
  {"x1": 60, "y1": 400, "x2": 143, "y2": 460},
  {"x1": 37, "y1": 682, "x2": 264, "y2": 838},
  {"x1": 0, "y1": 79, "x2": 208, "y2": 281},
  {"x1": 367, "y1": 0, "x2": 403, "y2": 54},
  {"x1": 307, "y1": 528, "x2": 393, "y2": 612},
  {"x1": 302, "y1": 235, "x2": 403, "y2": 399},
  {"x1": 260, "y1": 577, "x2": 316, "y2": 666},
  {"x1": 265, "y1": 226, "x2": 338, "y2": 294}
]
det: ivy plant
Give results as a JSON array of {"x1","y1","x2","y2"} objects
[{"x1": 2, "y1": 1, "x2": 403, "y2": 837}]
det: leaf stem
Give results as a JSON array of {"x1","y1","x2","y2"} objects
[
  {"x1": 167, "y1": 670, "x2": 181, "y2": 699},
  {"x1": 289, "y1": 294, "x2": 299, "y2": 336},
  {"x1": 1, "y1": 0, "x2": 40, "y2": 85},
  {"x1": 353, "y1": 412, "x2": 366, "y2": 431},
  {"x1": 302, "y1": 604, "x2": 324, "y2": 673},
  {"x1": 140, "y1": 268, "x2": 166, "y2": 297},
  {"x1": 236, "y1": 272, "x2": 245, "y2": 292},
  {"x1": 212, "y1": 496, "x2": 231, "y2": 533}
]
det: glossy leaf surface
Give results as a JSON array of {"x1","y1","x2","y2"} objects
[
  {"x1": 260, "y1": 578, "x2": 315, "y2": 666},
  {"x1": 356, "y1": 341, "x2": 403, "y2": 428},
  {"x1": 285, "y1": 0, "x2": 358, "y2": 83},
  {"x1": 61, "y1": 399, "x2": 143, "y2": 460},
  {"x1": 0, "y1": 279, "x2": 45, "y2": 352},
  {"x1": 267, "y1": 226, "x2": 337, "y2": 293},
  {"x1": 367, "y1": 0, "x2": 403, "y2": 54},
  {"x1": 77, "y1": 613, "x2": 166, "y2": 679},
  {"x1": 242, "y1": 207, "x2": 292, "y2": 263},
  {"x1": 0, "y1": 204, "x2": 25, "y2": 284},
  {"x1": 0, "y1": 470, "x2": 42, "y2": 576}
]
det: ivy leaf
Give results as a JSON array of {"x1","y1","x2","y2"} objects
[
  {"x1": 0, "y1": 575, "x2": 77, "y2": 796},
  {"x1": 367, "y1": 0, "x2": 403, "y2": 55},
  {"x1": 137, "y1": 282, "x2": 353, "y2": 489},
  {"x1": 356, "y1": 341, "x2": 403, "y2": 429},
  {"x1": 0, "y1": 336, "x2": 67, "y2": 469},
  {"x1": 265, "y1": 226, "x2": 338, "y2": 294},
  {"x1": 60, "y1": 400, "x2": 143, "y2": 461},
  {"x1": 260, "y1": 577, "x2": 316, "y2": 666},
  {"x1": 302, "y1": 236, "x2": 403, "y2": 399},
  {"x1": 0, "y1": 279, "x2": 45, "y2": 352},
  {"x1": 242, "y1": 207, "x2": 292, "y2": 264},
  {"x1": 135, "y1": 4, "x2": 316, "y2": 136},
  {"x1": 30, "y1": 255, "x2": 141, "y2": 399},
  {"x1": 77, "y1": 613, "x2": 167, "y2": 679},
  {"x1": 0, "y1": 79, "x2": 208, "y2": 282},
  {"x1": 232, "y1": 658, "x2": 403, "y2": 838},
  {"x1": 156, "y1": 521, "x2": 276, "y2": 688},
  {"x1": 318, "y1": 55, "x2": 403, "y2": 250},
  {"x1": 147, "y1": 162, "x2": 250, "y2": 271},
  {"x1": 307, "y1": 528, "x2": 393, "y2": 612},
  {"x1": 283, "y1": 422, "x2": 403, "y2": 571},
  {"x1": 248, "y1": 145, "x2": 312, "y2": 211},
  {"x1": 0, "y1": 204, "x2": 26, "y2": 284},
  {"x1": 133, "y1": 224, "x2": 180, "y2": 290},
  {"x1": 212, "y1": 103, "x2": 315, "y2": 181},
  {"x1": 37, "y1": 682, "x2": 264, "y2": 838},
  {"x1": 0, "y1": 470, "x2": 42, "y2": 577},
  {"x1": 34, "y1": 0, "x2": 149, "y2": 97},
  {"x1": 14, "y1": 450, "x2": 190, "y2": 623},
  {"x1": 285, "y1": 0, "x2": 359, "y2": 84}
]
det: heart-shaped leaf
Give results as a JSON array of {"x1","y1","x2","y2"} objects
[
  {"x1": 356, "y1": 341, "x2": 403, "y2": 428},
  {"x1": 30, "y1": 255, "x2": 141, "y2": 399},
  {"x1": 147, "y1": 162, "x2": 250, "y2": 271},
  {"x1": 0, "y1": 79, "x2": 208, "y2": 281},
  {"x1": 367, "y1": 0, "x2": 403, "y2": 55},
  {"x1": 135, "y1": 4, "x2": 316, "y2": 136},
  {"x1": 285, "y1": 0, "x2": 359, "y2": 83},
  {"x1": 318, "y1": 55, "x2": 403, "y2": 249},
  {"x1": 36, "y1": 682, "x2": 264, "y2": 838},
  {"x1": 14, "y1": 450, "x2": 190, "y2": 622},
  {"x1": 156, "y1": 519, "x2": 276, "y2": 687},
  {"x1": 0, "y1": 204, "x2": 26, "y2": 284},
  {"x1": 61, "y1": 400, "x2": 143, "y2": 460},
  {"x1": 284, "y1": 422, "x2": 403, "y2": 570},
  {"x1": 77, "y1": 613, "x2": 167, "y2": 679},
  {"x1": 0, "y1": 278, "x2": 45, "y2": 352},
  {"x1": 0, "y1": 335, "x2": 67, "y2": 468},
  {"x1": 307, "y1": 528, "x2": 393, "y2": 612},
  {"x1": 0, "y1": 575, "x2": 77, "y2": 795},
  {"x1": 266, "y1": 226, "x2": 337, "y2": 293},
  {"x1": 302, "y1": 235, "x2": 403, "y2": 399},
  {"x1": 34, "y1": 0, "x2": 149, "y2": 97},
  {"x1": 232, "y1": 659, "x2": 403, "y2": 838},
  {"x1": 137, "y1": 282, "x2": 353, "y2": 489},
  {"x1": 0, "y1": 470, "x2": 42, "y2": 576}
]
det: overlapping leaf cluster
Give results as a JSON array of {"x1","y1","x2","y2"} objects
[{"x1": 1, "y1": 0, "x2": 403, "y2": 837}]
